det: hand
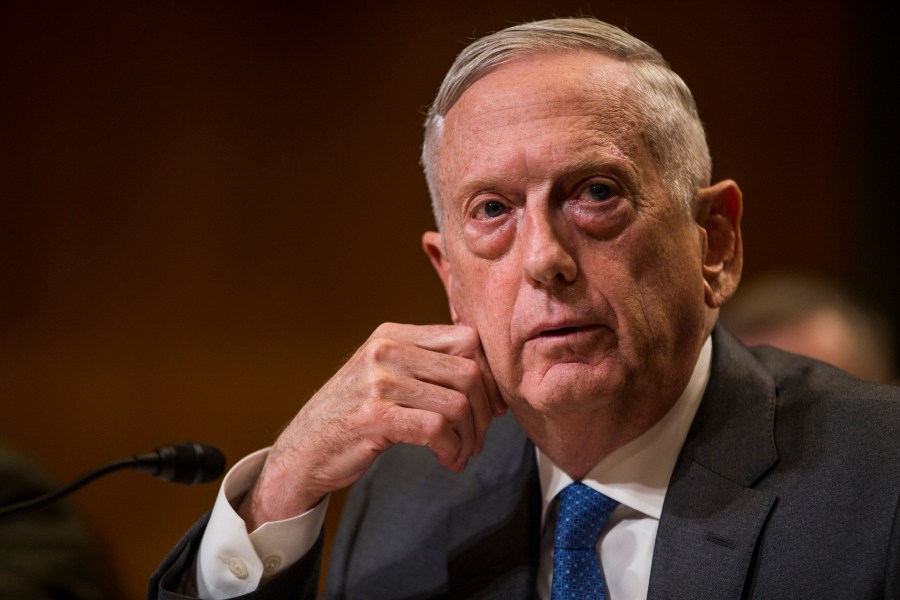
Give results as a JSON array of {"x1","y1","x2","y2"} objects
[{"x1": 238, "y1": 323, "x2": 506, "y2": 530}]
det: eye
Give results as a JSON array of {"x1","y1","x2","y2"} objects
[
  {"x1": 482, "y1": 200, "x2": 507, "y2": 218},
  {"x1": 587, "y1": 182, "x2": 612, "y2": 202}
]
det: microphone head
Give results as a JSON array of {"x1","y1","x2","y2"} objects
[{"x1": 136, "y1": 443, "x2": 226, "y2": 485}]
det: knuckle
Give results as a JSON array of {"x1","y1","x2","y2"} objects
[
  {"x1": 445, "y1": 390, "x2": 469, "y2": 421},
  {"x1": 356, "y1": 397, "x2": 382, "y2": 421},
  {"x1": 364, "y1": 336, "x2": 396, "y2": 364},
  {"x1": 459, "y1": 358, "x2": 481, "y2": 385},
  {"x1": 419, "y1": 412, "x2": 447, "y2": 439},
  {"x1": 372, "y1": 322, "x2": 400, "y2": 338},
  {"x1": 365, "y1": 368, "x2": 395, "y2": 399},
  {"x1": 458, "y1": 325, "x2": 479, "y2": 349}
]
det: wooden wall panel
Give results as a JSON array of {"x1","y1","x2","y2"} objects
[{"x1": 1, "y1": 2, "x2": 891, "y2": 597}]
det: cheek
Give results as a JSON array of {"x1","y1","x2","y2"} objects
[
  {"x1": 628, "y1": 231, "x2": 706, "y2": 339},
  {"x1": 450, "y1": 258, "x2": 519, "y2": 357}
]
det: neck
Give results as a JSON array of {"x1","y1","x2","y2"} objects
[{"x1": 514, "y1": 398, "x2": 676, "y2": 480}]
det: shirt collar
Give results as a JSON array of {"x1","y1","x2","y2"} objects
[{"x1": 537, "y1": 335, "x2": 712, "y2": 524}]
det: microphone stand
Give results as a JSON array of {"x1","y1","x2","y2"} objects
[
  {"x1": 0, "y1": 443, "x2": 225, "y2": 521},
  {"x1": 0, "y1": 457, "x2": 137, "y2": 520}
]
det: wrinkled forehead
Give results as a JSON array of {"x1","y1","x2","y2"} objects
[
  {"x1": 445, "y1": 51, "x2": 637, "y2": 128},
  {"x1": 436, "y1": 52, "x2": 650, "y2": 185}
]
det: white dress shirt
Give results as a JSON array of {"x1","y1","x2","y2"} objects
[
  {"x1": 195, "y1": 450, "x2": 328, "y2": 598},
  {"x1": 536, "y1": 335, "x2": 711, "y2": 599},
  {"x1": 196, "y1": 336, "x2": 711, "y2": 600}
]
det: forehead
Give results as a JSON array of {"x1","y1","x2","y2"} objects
[
  {"x1": 438, "y1": 51, "x2": 648, "y2": 190},
  {"x1": 449, "y1": 50, "x2": 634, "y2": 118}
]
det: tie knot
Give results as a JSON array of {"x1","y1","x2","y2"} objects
[{"x1": 554, "y1": 483, "x2": 619, "y2": 550}]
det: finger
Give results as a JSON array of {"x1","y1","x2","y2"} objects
[
  {"x1": 371, "y1": 322, "x2": 481, "y2": 358},
  {"x1": 469, "y1": 374, "x2": 493, "y2": 456},
  {"x1": 398, "y1": 325, "x2": 506, "y2": 446},
  {"x1": 366, "y1": 324, "x2": 495, "y2": 458},
  {"x1": 449, "y1": 357, "x2": 492, "y2": 456},
  {"x1": 404, "y1": 320, "x2": 507, "y2": 417},
  {"x1": 471, "y1": 343, "x2": 507, "y2": 417},
  {"x1": 409, "y1": 353, "x2": 487, "y2": 454},
  {"x1": 371, "y1": 367, "x2": 478, "y2": 465},
  {"x1": 379, "y1": 405, "x2": 464, "y2": 471},
  {"x1": 382, "y1": 343, "x2": 489, "y2": 456}
]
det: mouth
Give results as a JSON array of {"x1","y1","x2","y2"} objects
[
  {"x1": 529, "y1": 323, "x2": 606, "y2": 342},
  {"x1": 541, "y1": 325, "x2": 589, "y2": 337}
]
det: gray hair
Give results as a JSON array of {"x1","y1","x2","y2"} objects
[{"x1": 421, "y1": 17, "x2": 712, "y2": 228}]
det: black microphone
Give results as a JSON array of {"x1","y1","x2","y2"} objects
[
  {"x1": 132, "y1": 443, "x2": 227, "y2": 485},
  {"x1": 0, "y1": 443, "x2": 226, "y2": 520}
]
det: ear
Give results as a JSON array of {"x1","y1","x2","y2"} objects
[
  {"x1": 695, "y1": 179, "x2": 743, "y2": 308},
  {"x1": 422, "y1": 231, "x2": 460, "y2": 323}
]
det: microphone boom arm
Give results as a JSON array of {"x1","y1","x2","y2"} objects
[{"x1": 0, "y1": 443, "x2": 225, "y2": 520}]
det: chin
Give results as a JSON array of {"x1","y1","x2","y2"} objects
[{"x1": 514, "y1": 362, "x2": 625, "y2": 415}]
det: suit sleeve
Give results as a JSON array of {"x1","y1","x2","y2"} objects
[{"x1": 885, "y1": 492, "x2": 900, "y2": 600}]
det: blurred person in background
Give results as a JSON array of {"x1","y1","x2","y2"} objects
[
  {"x1": 0, "y1": 438, "x2": 108, "y2": 600},
  {"x1": 721, "y1": 272, "x2": 896, "y2": 384}
]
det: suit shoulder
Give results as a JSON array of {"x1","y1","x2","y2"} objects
[
  {"x1": 751, "y1": 346, "x2": 900, "y2": 463},
  {"x1": 752, "y1": 344, "x2": 900, "y2": 410}
]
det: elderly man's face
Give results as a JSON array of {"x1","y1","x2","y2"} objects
[{"x1": 425, "y1": 52, "x2": 719, "y2": 423}]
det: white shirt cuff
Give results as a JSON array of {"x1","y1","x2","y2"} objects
[{"x1": 195, "y1": 448, "x2": 329, "y2": 599}]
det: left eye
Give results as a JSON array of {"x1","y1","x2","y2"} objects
[
  {"x1": 482, "y1": 200, "x2": 507, "y2": 218},
  {"x1": 587, "y1": 183, "x2": 612, "y2": 202}
]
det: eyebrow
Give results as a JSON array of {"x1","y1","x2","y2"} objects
[
  {"x1": 561, "y1": 153, "x2": 638, "y2": 179},
  {"x1": 448, "y1": 140, "x2": 640, "y2": 203}
]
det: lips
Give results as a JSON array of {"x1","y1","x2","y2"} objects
[{"x1": 526, "y1": 321, "x2": 607, "y2": 342}]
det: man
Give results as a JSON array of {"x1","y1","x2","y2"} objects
[
  {"x1": 721, "y1": 271, "x2": 897, "y2": 384},
  {"x1": 150, "y1": 17, "x2": 900, "y2": 599}
]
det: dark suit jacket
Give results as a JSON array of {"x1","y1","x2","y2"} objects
[{"x1": 150, "y1": 326, "x2": 900, "y2": 599}]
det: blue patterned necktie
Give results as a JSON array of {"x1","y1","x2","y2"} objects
[{"x1": 551, "y1": 482, "x2": 619, "y2": 600}]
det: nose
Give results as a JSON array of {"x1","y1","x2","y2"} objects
[{"x1": 521, "y1": 209, "x2": 577, "y2": 286}]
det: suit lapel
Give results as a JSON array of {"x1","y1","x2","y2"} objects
[
  {"x1": 648, "y1": 326, "x2": 779, "y2": 599},
  {"x1": 446, "y1": 415, "x2": 541, "y2": 600},
  {"x1": 648, "y1": 459, "x2": 776, "y2": 599}
]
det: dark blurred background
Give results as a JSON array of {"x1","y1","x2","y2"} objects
[{"x1": 1, "y1": 1, "x2": 896, "y2": 597}]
